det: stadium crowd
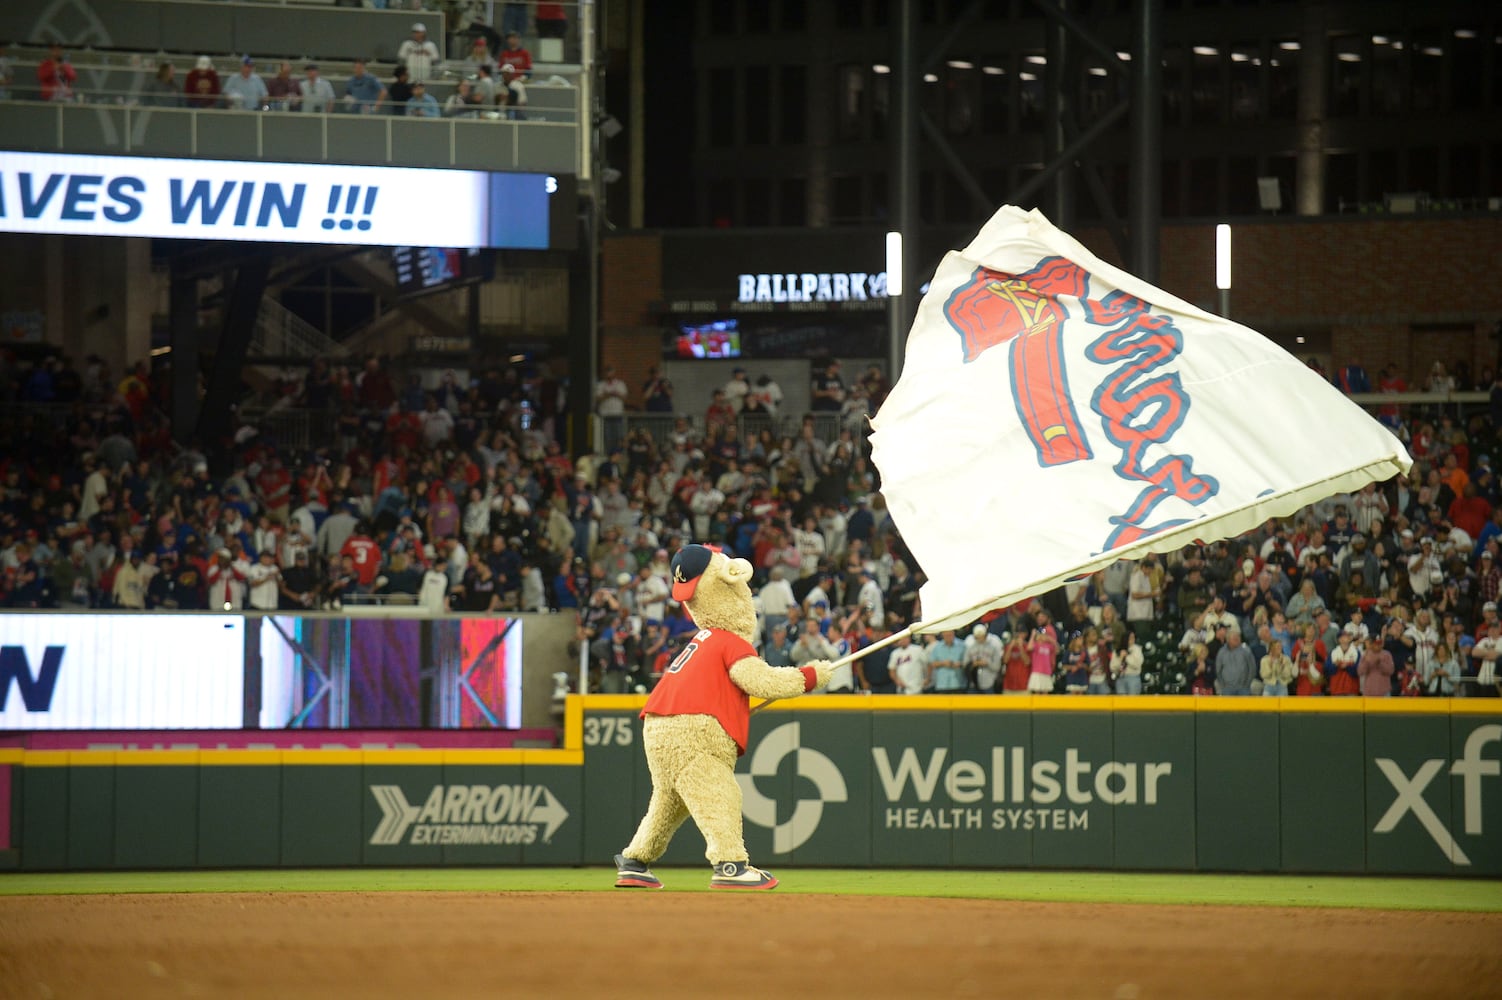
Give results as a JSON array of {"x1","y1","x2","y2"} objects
[
  {"x1": 1, "y1": 347, "x2": 1501, "y2": 700},
  {"x1": 5, "y1": 3, "x2": 569, "y2": 119}
]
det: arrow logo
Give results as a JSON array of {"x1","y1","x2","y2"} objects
[
  {"x1": 531, "y1": 785, "x2": 570, "y2": 842},
  {"x1": 368, "y1": 784, "x2": 570, "y2": 846},
  {"x1": 369, "y1": 785, "x2": 421, "y2": 846},
  {"x1": 737, "y1": 721, "x2": 848, "y2": 853}
]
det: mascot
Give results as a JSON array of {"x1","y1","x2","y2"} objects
[{"x1": 614, "y1": 544, "x2": 835, "y2": 890}]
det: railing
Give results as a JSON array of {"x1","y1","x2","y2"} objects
[
  {"x1": 0, "y1": 68, "x2": 583, "y2": 121},
  {"x1": 1338, "y1": 194, "x2": 1502, "y2": 215},
  {"x1": 594, "y1": 412, "x2": 849, "y2": 456},
  {"x1": 236, "y1": 406, "x2": 340, "y2": 452},
  {"x1": 0, "y1": 98, "x2": 582, "y2": 173},
  {"x1": 252, "y1": 298, "x2": 349, "y2": 360},
  {"x1": 0, "y1": 1, "x2": 451, "y2": 65}
]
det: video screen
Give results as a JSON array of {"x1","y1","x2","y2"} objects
[
  {"x1": 391, "y1": 246, "x2": 491, "y2": 297},
  {"x1": 674, "y1": 319, "x2": 741, "y2": 359}
]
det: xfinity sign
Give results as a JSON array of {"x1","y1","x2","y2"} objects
[
  {"x1": 0, "y1": 151, "x2": 558, "y2": 249},
  {"x1": 1373, "y1": 724, "x2": 1501, "y2": 865}
]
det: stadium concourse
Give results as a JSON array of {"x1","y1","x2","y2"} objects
[{"x1": 2, "y1": 347, "x2": 1502, "y2": 702}]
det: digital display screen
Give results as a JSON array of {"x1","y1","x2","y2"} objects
[
  {"x1": 0, "y1": 613, "x2": 522, "y2": 730},
  {"x1": 674, "y1": 319, "x2": 742, "y2": 359},
  {"x1": 391, "y1": 246, "x2": 492, "y2": 297},
  {"x1": 0, "y1": 150, "x2": 573, "y2": 250}
]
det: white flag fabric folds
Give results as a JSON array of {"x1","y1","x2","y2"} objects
[{"x1": 869, "y1": 206, "x2": 1412, "y2": 634}]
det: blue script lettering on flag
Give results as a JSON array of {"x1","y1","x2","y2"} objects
[{"x1": 869, "y1": 205, "x2": 1411, "y2": 634}]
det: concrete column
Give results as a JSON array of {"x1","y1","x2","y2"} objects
[
  {"x1": 804, "y1": 4, "x2": 833, "y2": 227},
  {"x1": 1295, "y1": 4, "x2": 1327, "y2": 216},
  {"x1": 43, "y1": 236, "x2": 66, "y2": 349},
  {"x1": 70, "y1": 236, "x2": 154, "y2": 375}
]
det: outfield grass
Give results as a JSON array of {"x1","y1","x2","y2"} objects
[{"x1": 1, "y1": 868, "x2": 1499, "y2": 912}]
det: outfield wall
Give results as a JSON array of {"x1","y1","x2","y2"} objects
[{"x1": 3, "y1": 696, "x2": 1500, "y2": 875}]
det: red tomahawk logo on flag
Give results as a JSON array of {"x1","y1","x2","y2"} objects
[{"x1": 943, "y1": 256, "x2": 1092, "y2": 467}]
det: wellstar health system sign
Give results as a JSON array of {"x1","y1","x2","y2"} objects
[{"x1": 0, "y1": 150, "x2": 562, "y2": 249}]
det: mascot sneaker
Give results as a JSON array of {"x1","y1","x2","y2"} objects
[
  {"x1": 613, "y1": 854, "x2": 663, "y2": 889},
  {"x1": 709, "y1": 861, "x2": 778, "y2": 890}
]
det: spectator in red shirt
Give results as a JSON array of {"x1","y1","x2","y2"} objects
[
  {"x1": 184, "y1": 55, "x2": 222, "y2": 109},
  {"x1": 497, "y1": 31, "x2": 531, "y2": 118},
  {"x1": 357, "y1": 357, "x2": 397, "y2": 410},
  {"x1": 37, "y1": 44, "x2": 77, "y2": 102},
  {"x1": 371, "y1": 453, "x2": 403, "y2": 498},
  {"x1": 256, "y1": 454, "x2": 292, "y2": 522},
  {"x1": 498, "y1": 31, "x2": 532, "y2": 81},
  {"x1": 298, "y1": 458, "x2": 333, "y2": 508},
  {"x1": 386, "y1": 405, "x2": 421, "y2": 453},
  {"x1": 705, "y1": 389, "x2": 736, "y2": 437},
  {"x1": 1375, "y1": 363, "x2": 1407, "y2": 428},
  {"x1": 536, "y1": 4, "x2": 568, "y2": 40},
  {"x1": 340, "y1": 524, "x2": 382, "y2": 588},
  {"x1": 1449, "y1": 484, "x2": 1492, "y2": 541}
]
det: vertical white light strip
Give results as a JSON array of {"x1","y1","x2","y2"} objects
[
  {"x1": 1215, "y1": 223, "x2": 1232, "y2": 290},
  {"x1": 886, "y1": 231, "x2": 903, "y2": 297}
]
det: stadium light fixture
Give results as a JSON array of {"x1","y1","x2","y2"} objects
[
  {"x1": 1216, "y1": 223, "x2": 1232, "y2": 319},
  {"x1": 886, "y1": 232, "x2": 903, "y2": 298}
]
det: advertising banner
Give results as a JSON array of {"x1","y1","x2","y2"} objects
[
  {"x1": 0, "y1": 614, "x2": 244, "y2": 729},
  {"x1": 640, "y1": 706, "x2": 1197, "y2": 871},
  {"x1": 8, "y1": 700, "x2": 1502, "y2": 874},
  {"x1": 0, "y1": 151, "x2": 558, "y2": 249},
  {"x1": 614, "y1": 704, "x2": 1502, "y2": 875},
  {"x1": 257, "y1": 616, "x2": 522, "y2": 730}
]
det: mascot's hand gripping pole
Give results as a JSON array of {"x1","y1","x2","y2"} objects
[{"x1": 751, "y1": 623, "x2": 919, "y2": 714}]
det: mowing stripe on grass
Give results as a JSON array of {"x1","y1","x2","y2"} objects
[{"x1": 1, "y1": 869, "x2": 1499, "y2": 912}]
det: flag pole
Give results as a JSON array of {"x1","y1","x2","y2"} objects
[{"x1": 751, "y1": 624, "x2": 917, "y2": 714}]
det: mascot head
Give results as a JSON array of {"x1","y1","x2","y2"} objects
[{"x1": 671, "y1": 544, "x2": 757, "y2": 642}]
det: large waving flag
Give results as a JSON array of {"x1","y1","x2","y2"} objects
[{"x1": 869, "y1": 206, "x2": 1411, "y2": 633}]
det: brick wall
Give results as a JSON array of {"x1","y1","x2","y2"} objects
[
  {"x1": 602, "y1": 217, "x2": 1502, "y2": 390},
  {"x1": 1073, "y1": 216, "x2": 1502, "y2": 327},
  {"x1": 600, "y1": 234, "x2": 666, "y2": 408},
  {"x1": 601, "y1": 232, "x2": 661, "y2": 328},
  {"x1": 1050, "y1": 216, "x2": 1501, "y2": 382}
]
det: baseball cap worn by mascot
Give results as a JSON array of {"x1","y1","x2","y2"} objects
[{"x1": 613, "y1": 544, "x2": 836, "y2": 891}]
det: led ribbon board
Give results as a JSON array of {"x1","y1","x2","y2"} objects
[{"x1": 0, "y1": 150, "x2": 559, "y2": 249}]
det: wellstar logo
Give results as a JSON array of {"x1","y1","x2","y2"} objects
[
  {"x1": 737, "y1": 725, "x2": 1175, "y2": 849},
  {"x1": 737, "y1": 721, "x2": 848, "y2": 852}
]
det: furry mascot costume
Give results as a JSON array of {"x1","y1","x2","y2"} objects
[{"x1": 615, "y1": 544, "x2": 835, "y2": 890}]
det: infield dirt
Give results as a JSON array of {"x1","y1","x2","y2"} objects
[{"x1": 1, "y1": 891, "x2": 1498, "y2": 998}]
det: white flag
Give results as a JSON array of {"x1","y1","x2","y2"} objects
[{"x1": 869, "y1": 206, "x2": 1411, "y2": 633}]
